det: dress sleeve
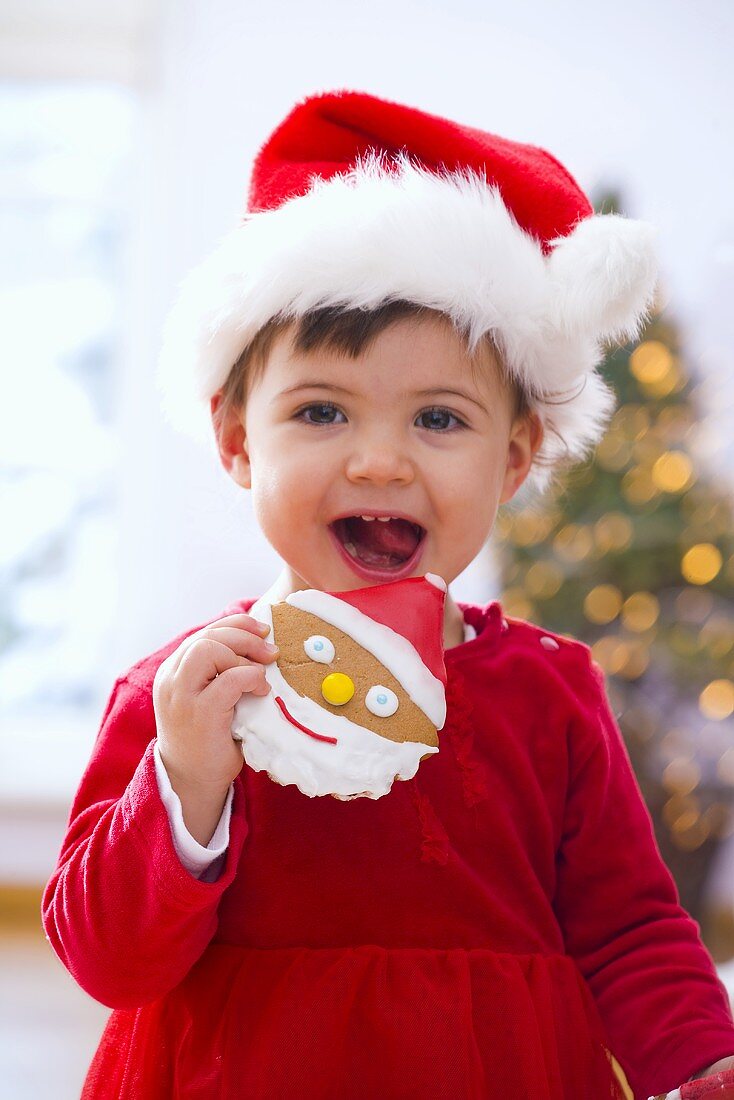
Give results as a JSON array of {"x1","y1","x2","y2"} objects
[
  {"x1": 41, "y1": 674, "x2": 249, "y2": 1010},
  {"x1": 152, "y1": 740, "x2": 233, "y2": 882},
  {"x1": 553, "y1": 649, "x2": 734, "y2": 1100}
]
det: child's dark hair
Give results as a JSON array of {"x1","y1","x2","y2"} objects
[{"x1": 212, "y1": 299, "x2": 572, "y2": 492}]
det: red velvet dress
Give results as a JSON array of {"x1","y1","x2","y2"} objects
[{"x1": 42, "y1": 598, "x2": 734, "y2": 1099}]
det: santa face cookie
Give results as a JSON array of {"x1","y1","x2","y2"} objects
[{"x1": 231, "y1": 574, "x2": 448, "y2": 800}]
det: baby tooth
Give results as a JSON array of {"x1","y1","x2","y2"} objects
[
  {"x1": 361, "y1": 515, "x2": 375, "y2": 521},
  {"x1": 377, "y1": 516, "x2": 391, "y2": 522}
]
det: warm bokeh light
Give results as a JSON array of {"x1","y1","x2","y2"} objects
[
  {"x1": 621, "y1": 591, "x2": 660, "y2": 632},
  {"x1": 662, "y1": 757, "x2": 701, "y2": 795},
  {"x1": 663, "y1": 796, "x2": 709, "y2": 854},
  {"x1": 633, "y1": 432, "x2": 665, "y2": 467},
  {"x1": 584, "y1": 584, "x2": 623, "y2": 624},
  {"x1": 630, "y1": 341, "x2": 673, "y2": 385},
  {"x1": 656, "y1": 362, "x2": 686, "y2": 398},
  {"x1": 621, "y1": 465, "x2": 659, "y2": 505},
  {"x1": 500, "y1": 508, "x2": 559, "y2": 547},
  {"x1": 629, "y1": 342, "x2": 686, "y2": 397},
  {"x1": 616, "y1": 640, "x2": 651, "y2": 679},
  {"x1": 673, "y1": 819, "x2": 710, "y2": 851},
  {"x1": 702, "y1": 802, "x2": 734, "y2": 840},
  {"x1": 699, "y1": 679, "x2": 734, "y2": 721},
  {"x1": 552, "y1": 523, "x2": 594, "y2": 561},
  {"x1": 656, "y1": 405, "x2": 694, "y2": 441},
  {"x1": 612, "y1": 404, "x2": 651, "y2": 440},
  {"x1": 596, "y1": 433, "x2": 632, "y2": 472},
  {"x1": 652, "y1": 450, "x2": 693, "y2": 493},
  {"x1": 681, "y1": 543, "x2": 723, "y2": 585},
  {"x1": 700, "y1": 614, "x2": 734, "y2": 658},
  {"x1": 593, "y1": 512, "x2": 634, "y2": 553},
  {"x1": 524, "y1": 560, "x2": 564, "y2": 600},
  {"x1": 500, "y1": 586, "x2": 534, "y2": 620},
  {"x1": 589, "y1": 635, "x2": 650, "y2": 678}
]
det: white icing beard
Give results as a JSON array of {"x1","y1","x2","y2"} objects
[{"x1": 230, "y1": 594, "x2": 439, "y2": 800}]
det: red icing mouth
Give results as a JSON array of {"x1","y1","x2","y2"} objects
[{"x1": 274, "y1": 695, "x2": 338, "y2": 745}]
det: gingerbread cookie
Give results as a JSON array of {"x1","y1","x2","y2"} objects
[{"x1": 231, "y1": 574, "x2": 448, "y2": 799}]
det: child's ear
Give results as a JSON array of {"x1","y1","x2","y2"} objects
[
  {"x1": 499, "y1": 412, "x2": 544, "y2": 504},
  {"x1": 210, "y1": 392, "x2": 252, "y2": 489}
]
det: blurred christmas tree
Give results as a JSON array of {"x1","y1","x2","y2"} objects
[{"x1": 494, "y1": 189, "x2": 734, "y2": 956}]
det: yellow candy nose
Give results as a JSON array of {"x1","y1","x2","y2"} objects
[{"x1": 321, "y1": 672, "x2": 355, "y2": 706}]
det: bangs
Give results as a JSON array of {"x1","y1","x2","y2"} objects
[{"x1": 212, "y1": 301, "x2": 530, "y2": 437}]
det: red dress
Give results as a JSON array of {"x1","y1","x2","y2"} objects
[{"x1": 42, "y1": 597, "x2": 734, "y2": 1099}]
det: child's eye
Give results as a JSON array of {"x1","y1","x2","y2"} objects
[
  {"x1": 416, "y1": 407, "x2": 466, "y2": 431},
  {"x1": 294, "y1": 402, "x2": 346, "y2": 425}
]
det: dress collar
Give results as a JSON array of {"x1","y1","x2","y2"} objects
[{"x1": 446, "y1": 599, "x2": 505, "y2": 659}]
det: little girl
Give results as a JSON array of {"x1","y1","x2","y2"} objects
[{"x1": 43, "y1": 89, "x2": 734, "y2": 1099}]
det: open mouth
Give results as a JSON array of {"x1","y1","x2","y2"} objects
[{"x1": 330, "y1": 516, "x2": 426, "y2": 572}]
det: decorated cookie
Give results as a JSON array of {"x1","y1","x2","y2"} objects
[{"x1": 231, "y1": 574, "x2": 448, "y2": 800}]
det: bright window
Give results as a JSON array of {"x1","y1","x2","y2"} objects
[{"x1": 0, "y1": 83, "x2": 134, "y2": 802}]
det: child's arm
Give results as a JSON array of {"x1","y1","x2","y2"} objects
[
  {"x1": 153, "y1": 741, "x2": 233, "y2": 880},
  {"x1": 553, "y1": 647, "x2": 734, "y2": 1100},
  {"x1": 41, "y1": 612, "x2": 276, "y2": 1010}
]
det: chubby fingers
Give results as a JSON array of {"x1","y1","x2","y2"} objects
[
  {"x1": 175, "y1": 636, "x2": 275, "y2": 698},
  {"x1": 189, "y1": 626, "x2": 279, "y2": 664},
  {"x1": 211, "y1": 612, "x2": 272, "y2": 636},
  {"x1": 168, "y1": 616, "x2": 277, "y2": 675}
]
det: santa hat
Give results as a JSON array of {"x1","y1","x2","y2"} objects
[
  {"x1": 156, "y1": 88, "x2": 660, "y2": 496},
  {"x1": 285, "y1": 573, "x2": 447, "y2": 728}
]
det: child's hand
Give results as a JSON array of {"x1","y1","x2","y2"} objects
[{"x1": 153, "y1": 612, "x2": 278, "y2": 793}]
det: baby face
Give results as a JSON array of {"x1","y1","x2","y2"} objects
[{"x1": 219, "y1": 313, "x2": 540, "y2": 593}]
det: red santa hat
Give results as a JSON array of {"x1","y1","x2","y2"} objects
[
  {"x1": 157, "y1": 88, "x2": 659, "y2": 495},
  {"x1": 285, "y1": 573, "x2": 448, "y2": 728}
]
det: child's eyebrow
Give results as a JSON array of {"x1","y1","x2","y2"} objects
[
  {"x1": 279, "y1": 381, "x2": 357, "y2": 396},
  {"x1": 415, "y1": 387, "x2": 487, "y2": 412},
  {"x1": 279, "y1": 381, "x2": 487, "y2": 411}
]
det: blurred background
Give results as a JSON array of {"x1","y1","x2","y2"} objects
[{"x1": 1, "y1": 0, "x2": 733, "y2": 1095}]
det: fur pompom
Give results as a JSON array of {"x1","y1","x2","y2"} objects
[{"x1": 546, "y1": 214, "x2": 660, "y2": 345}]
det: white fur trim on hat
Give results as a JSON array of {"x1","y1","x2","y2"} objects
[
  {"x1": 156, "y1": 150, "x2": 659, "y2": 496},
  {"x1": 284, "y1": 588, "x2": 446, "y2": 729}
]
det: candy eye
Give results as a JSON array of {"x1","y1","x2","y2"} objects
[
  {"x1": 304, "y1": 635, "x2": 335, "y2": 664},
  {"x1": 365, "y1": 685, "x2": 399, "y2": 717}
]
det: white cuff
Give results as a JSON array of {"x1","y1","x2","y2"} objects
[{"x1": 153, "y1": 741, "x2": 233, "y2": 879}]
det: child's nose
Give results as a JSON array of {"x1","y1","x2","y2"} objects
[{"x1": 344, "y1": 433, "x2": 415, "y2": 485}]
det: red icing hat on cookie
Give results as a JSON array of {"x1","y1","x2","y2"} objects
[{"x1": 284, "y1": 574, "x2": 448, "y2": 728}]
